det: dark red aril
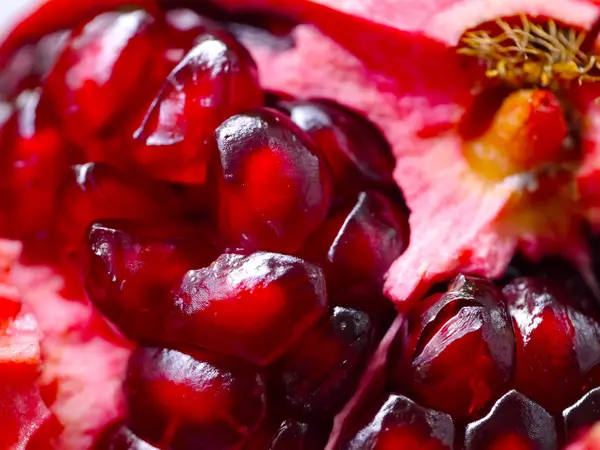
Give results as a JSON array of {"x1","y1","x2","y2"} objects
[
  {"x1": 54, "y1": 162, "x2": 184, "y2": 256},
  {"x1": 170, "y1": 252, "x2": 328, "y2": 365},
  {"x1": 503, "y1": 277, "x2": 600, "y2": 413},
  {"x1": 343, "y1": 393, "x2": 454, "y2": 449},
  {"x1": 274, "y1": 306, "x2": 375, "y2": 420},
  {"x1": 133, "y1": 30, "x2": 263, "y2": 183},
  {"x1": 299, "y1": 190, "x2": 408, "y2": 314},
  {"x1": 42, "y1": 10, "x2": 172, "y2": 148},
  {"x1": 388, "y1": 275, "x2": 515, "y2": 422},
  {"x1": 564, "y1": 387, "x2": 600, "y2": 442},
  {"x1": 0, "y1": 88, "x2": 69, "y2": 240},
  {"x1": 125, "y1": 346, "x2": 266, "y2": 450},
  {"x1": 274, "y1": 99, "x2": 395, "y2": 201},
  {"x1": 84, "y1": 219, "x2": 217, "y2": 341},
  {"x1": 213, "y1": 107, "x2": 333, "y2": 254},
  {"x1": 464, "y1": 390, "x2": 558, "y2": 450},
  {"x1": 95, "y1": 424, "x2": 159, "y2": 450},
  {"x1": 243, "y1": 418, "x2": 330, "y2": 450}
]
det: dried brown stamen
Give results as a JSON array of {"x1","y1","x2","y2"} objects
[{"x1": 458, "y1": 15, "x2": 600, "y2": 88}]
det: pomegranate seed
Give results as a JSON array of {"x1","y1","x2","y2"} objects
[
  {"x1": 0, "y1": 88, "x2": 69, "y2": 239},
  {"x1": 274, "y1": 307, "x2": 375, "y2": 419},
  {"x1": 244, "y1": 418, "x2": 330, "y2": 450},
  {"x1": 464, "y1": 390, "x2": 558, "y2": 450},
  {"x1": 125, "y1": 346, "x2": 266, "y2": 450},
  {"x1": 299, "y1": 190, "x2": 408, "y2": 313},
  {"x1": 43, "y1": 10, "x2": 173, "y2": 147},
  {"x1": 343, "y1": 394, "x2": 454, "y2": 449},
  {"x1": 274, "y1": 99, "x2": 395, "y2": 201},
  {"x1": 84, "y1": 219, "x2": 217, "y2": 340},
  {"x1": 133, "y1": 30, "x2": 263, "y2": 183},
  {"x1": 95, "y1": 424, "x2": 159, "y2": 450},
  {"x1": 214, "y1": 107, "x2": 333, "y2": 253},
  {"x1": 388, "y1": 275, "x2": 515, "y2": 421},
  {"x1": 54, "y1": 162, "x2": 183, "y2": 255},
  {"x1": 503, "y1": 277, "x2": 600, "y2": 413},
  {"x1": 564, "y1": 387, "x2": 600, "y2": 442},
  {"x1": 170, "y1": 252, "x2": 328, "y2": 365}
]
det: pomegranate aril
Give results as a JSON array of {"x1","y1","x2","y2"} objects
[
  {"x1": 125, "y1": 346, "x2": 266, "y2": 450},
  {"x1": 564, "y1": 388, "x2": 600, "y2": 442},
  {"x1": 274, "y1": 99, "x2": 395, "y2": 201},
  {"x1": 299, "y1": 190, "x2": 408, "y2": 313},
  {"x1": 214, "y1": 107, "x2": 333, "y2": 253},
  {"x1": 343, "y1": 393, "x2": 454, "y2": 450},
  {"x1": 170, "y1": 251, "x2": 328, "y2": 365},
  {"x1": 243, "y1": 418, "x2": 329, "y2": 450},
  {"x1": 84, "y1": 219, "x2": 217, "y2": 341},
  {"x1": 464, "y1": 390, "x2": 558, "y2": 450},
  {"x1": 133, "y1": 29, "x2": 263, "y2": 183},
  {"x1": 274, "y1": 306, "x2": 375, "y2": 419},
  {"x1": 54, "y1": 162, "x2": 183, "y2": 255},
  {"x1": 95, "y1": 424, "x2": 159, "y2": 450},
  {"x1": 503, "y1": 277, "x2": 600, "y2": 413},
  {"x1": 0, "y1": 88, "x2": 69, "y2": 240},
  {"x1": 388, "y1": 275, "x2": 515, "y2": 421},
  {"x1": 42, "y1": 10, "x2": 174, "y2": 148}
]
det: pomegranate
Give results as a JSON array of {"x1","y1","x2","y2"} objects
[{"x1": 3, "y1": 1, "x2": 600, "y2": 450}]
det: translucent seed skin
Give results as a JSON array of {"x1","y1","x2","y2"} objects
[
  {"x1": 564, "y1": 387, "x2": 600, "y2": 442},
  {"x1": 299, "y1": 190, "x2": 408, "y2": 314},
  {"x1": 388, "y1": 275, "x2": 515, "y2": 421},
  {"x1": 274, "y1": 307, "x2": 376, "y2": 419},
  {"x1": 343, "y1": 394, "x2": 454, "y2": 450},
  {"x1": 84, "y1": 220, "x2": 217, "y2": 341},
  {"x1": 214, "y1": 107, "x2": 333, "y2": 254},
  {"x1": 55, "y1": 162, "x2": 184, "y2": 255},
  {"x1": 133, "y1": 30, "x2": 263, "y2": 183},
  {"x1": 170, "y1": 252, "x2": 329, "y2": 366},
  {"x1": 274, "y1": 99, "x2": 395, "y2": 201},
  {"x1": 503, "y1": 277, "x2": 600, "y2": 413},
  {"x1": 43, "y1": 10, "x2": 166, "y2": 147},
  {"x1": 464, "y1": 390, "x2": 558, "y2": 450},
  {"x1": 125, "y1": 346, "x2": 266, "y2": 450}
]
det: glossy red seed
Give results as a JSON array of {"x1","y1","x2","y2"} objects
[
  {"x1": 133, "y1": 30, "x2": 263, "y2": 183},
  {"x1": 43, "y1": 10, "x2": 160, "y2": 143},
  {"x1": 84, "y1": 220, "x2": 217, "y2": 341},
  {"x1": 170, "y1": 252, "x2": 328, "y2": 365},
  {"x1": 0, "y1": 88, "x2": 69, "y2": 240},
  {"x1": 275, "y1": 99, "x2": 395, "y2": 201},
  {"x1": 343, "y1": 394, "x2": 454, "y2": 450},
  {"x1": 564, "y1": 387, "x2": 600, "y2": 442},
  {"x1": 125, "y1": 346, "x2": 266, "y2": 450},
  {"x1": 388, "y1": 275, "x2": 515, "y2": 421},
  {"x1": 464, "y1": 390, "x2": 557, "y2": 450},
  {"x1": 274, "y1": 307, "x2": 375, "y2": 419},
  {"x1": 214, "y1": 108, "x2": 333, "y2": 253},
  {"x1": 503, "y1": 277, "x2": 600, "y2": 413},
  {"x1": 299, "y1": 190, "x2": 408, "y2": 313},
  {"x1": 95, "y1": 424, "x2": 159, "y2": 450},
  {"x1": 54, "y1": 162, "x2": 183, "y2": 255}
]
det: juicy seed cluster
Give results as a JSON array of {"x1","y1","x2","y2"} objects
[
  {"x1": 458, "y1": 14, "x2": 600, "y2": 88},
  {"x1": 0, "y1": 6, "x2": 409, "y2": 449}
]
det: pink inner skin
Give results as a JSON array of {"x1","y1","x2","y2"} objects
[{"x1": 10, "y1": 262, "x2": 132, "y2": 450}]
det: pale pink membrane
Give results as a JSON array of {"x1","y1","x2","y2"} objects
[{"x1": 10, "y1": 262, "x2": 132, "y2": 450}]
